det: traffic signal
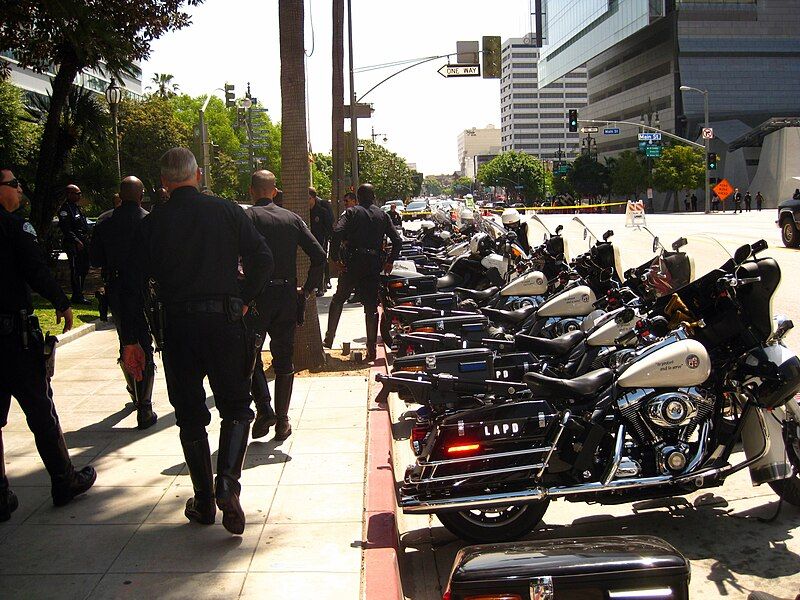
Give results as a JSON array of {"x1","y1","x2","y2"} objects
[
  {"x1": 224, "y1": 83, "x2": 235, "y2": 108},
  {"x1": 707, "y1": 152, "x2": 718, "y2": 170},
  {"x1": 482, "y1": 36, "x2": 501, "y2": 79},
  {"x1": 568, "y1": 109, "x2": 578, "y2": 132},
  {"x1": 211, "y1": 143, "x2": 220, "y2": 164}
]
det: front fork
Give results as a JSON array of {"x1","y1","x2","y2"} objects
[{"x1": 742, "y1": 399, "x2": 800, "y2": 485}]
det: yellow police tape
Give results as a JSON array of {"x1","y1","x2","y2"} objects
[{"x1": 401, "y1": 201, "x2": 628, "y2": 217}]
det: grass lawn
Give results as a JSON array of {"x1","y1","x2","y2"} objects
[{"x1": 32, "y1": 295, "x2": 101, "y2": 335}]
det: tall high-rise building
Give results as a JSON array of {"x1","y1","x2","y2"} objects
[
  {"x1": 500, "y1": 35, "x2": 587, "y2": 162},
  {"x1": 457, "y1": 125, "x2": 501, "y2": 178}
]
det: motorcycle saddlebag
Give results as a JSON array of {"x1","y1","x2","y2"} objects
[
  {"x1": 393, "y1": 348, "x2": 494, "y2": 381},
  {"x1": 383, "y1": 273, "x2": 438, "y2": 299},
  {"x1": 395, "y1": 292, "x2": 458, "y2": 310},
  {"x1": 410, "y1": 313, "x2": 490, "y2": 335},
  {"x1": 446, "y1": 535, "x2": 689, "y2": 600}
]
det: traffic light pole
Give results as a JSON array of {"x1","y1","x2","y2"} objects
[
  {"x1": 199, "y1": 93, "x2": 214, "y2": 190},
  {"x1": 347, "y1": 0, "x2": 359, "y2": 190},
  {"x1": 703, "y1": 94, "x2": 710, "y2": 214}
]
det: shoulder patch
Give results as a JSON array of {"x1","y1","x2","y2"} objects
[
  {"x1": 22, "y1": 222, "x2": 37, "y2": 237},
  {"x1": 59, "y1": 211, "x2": 68, "y2": 217}
]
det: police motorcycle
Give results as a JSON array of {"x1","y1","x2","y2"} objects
[{"x1": 393, "y1": 238, "x2": 800, "y2": 544}]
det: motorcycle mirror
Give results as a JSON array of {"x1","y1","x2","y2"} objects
[
  {"x1": 615, "y1": 307, "x2": 635, "y2": 324},
  {"x1": 671, "y1": 237, "x2": 688, "y2": 251},
  {"x1": 652, "y1": 236, "x2": 660, "y2": 253},
  {"x1": 603, "y1": 230, "x2": 614, "y2": 242},
  {"x1": 555, "y1": 225, "x2": 564, "y2": 235},
  {"x1": 734, "y1": 243, "x2": 752, "y2": 265},
  {"x1": 752, "y1": 239, "x2": 768, "y2": 255}
]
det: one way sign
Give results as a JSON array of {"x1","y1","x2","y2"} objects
[{"x1": 438, "y1": 64, "x2": 481, "y2": 78}]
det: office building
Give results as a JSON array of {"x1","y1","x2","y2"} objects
[
  {"x1": 499, "y1": 35, "x2": 587, "y2": 162},
  {"x1": 457, "y1": 125, "x2": 501, "y2": 178}
]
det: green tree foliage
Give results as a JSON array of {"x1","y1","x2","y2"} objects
[
  {"x1": 0, "y1": 78, "x2": 40, "y2": 185},
  {"x1": 477, "y1": 151, "x2": 551, "y2": 202},
  {"x1": 652, "y1": 145, "x2": 704, "y2": 201},
  {"x1": 451, "y1": 176, "x2": 473, "y2": 197},
  {"x1": 410, "y1": 171, "x2": 423, "y2": 198},
  {"x1": 311, "y1": 153, "x2": 332, "y2": 200},
  {"x1": 348, "y1": 139, "x2": 416, "y2": 202},
  {"x1": 118, "y1": 96, "x2": 192, "y2": 199},
  {"x1": 610, "y1": 150, "x2": 649, "y2": 199},
  {"x1": 0, "y1": 0, "x2": 202, "y2": 235},
  {"x1": 150, "y1": 73, "x2": 179, "y2": 98},
  {"x1": 422, "y1": 176, "x2": 443, "y2": 196},
  {"x1": 567, "y1": 154, "x2": 610, "y2": 198}
]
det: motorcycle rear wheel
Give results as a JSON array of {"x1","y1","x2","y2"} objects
[{"x1": 436, "y1": 500, "x2": 550, "y2": 543}]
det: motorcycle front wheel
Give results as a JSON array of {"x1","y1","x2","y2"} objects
[
  {"x1": 436, "y1": 500, "x2": 550, "y2": 543},
  {"x1": 768, "y1": 417, "x2": 800, "y2": 505}
]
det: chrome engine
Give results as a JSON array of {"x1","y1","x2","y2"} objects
[{"x1": 617, "y1": 388, "x2": 716, "y2": 475}]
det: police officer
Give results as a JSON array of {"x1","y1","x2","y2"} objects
[
  {"x1": 387, "y1": 203, "x2": 402, "y2": 228},
  {"x1": 58, "y1": 184, "x2": 92, "y2": 304},
  {"x1": 247, "y1": 172, "x2": 325, "y2": 440},
  {"x1": 501, "y1": 208, "x2": 530, "y2": 254},
  {"x1": 0, "y1": 167, "x2": 96, "y2": 520},
  {"x1": 324, "y1": 183, "x2": 401, "y2": 361},
  {"x1": 119, "y1": 149, "x2": 272, "y2": 535},
  {"x1": 308, "y1": 187, "x2": 333, "y2": 296},
  {"x1": 89, "y1": 176, "x2": 157, "y2": 430}
]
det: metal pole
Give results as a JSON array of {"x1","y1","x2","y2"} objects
[
  {"x1": 111, "y1": 106, "x2": 121, "y2": 181},
  {"x1": 704, "y1": 91, "x2": 710, "y2": 214},
  {"x1": 347, "y1": 0, "x2": 359, "y2": 189},
  {"x1": 199, "y1": 107, "x2": 209, "y2": 188}
]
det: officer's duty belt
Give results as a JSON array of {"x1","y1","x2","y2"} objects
[
  {"x1": 177, "y1": 299, "x2": 227, "y2": 314},
  {"x1": 266, "y1": 278, "x2": 296, "y2": 287},
  {"x1": 352, "y1": 248, "x2": 379, "y2": 256}
]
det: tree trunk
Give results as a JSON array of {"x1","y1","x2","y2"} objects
[
  {"x1": 331, "y1": 0, "x2": 345, "y2": 217},
  {"x1": 280, "y1": 0, "x2": 326, "y2": 370},
  {"x1": 31, "y1": 56, "x2": 81, "y2": 238}
]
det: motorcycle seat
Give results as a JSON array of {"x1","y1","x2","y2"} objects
[
  {"x1": 437, "y1": 272, "x2": 462, "y2": 290},
  {"x1": 523, "y1": 367, "x2": 613, "y2": 399},
  {"x1": 454, "y1": 286, "x2": 499, "y2": 303},
  {"x1": 514, "y1": 329, "x2": 584, "y2": 357},
  {"x1": 481, "y1": 304, "x2": 537, "y2": 326}
]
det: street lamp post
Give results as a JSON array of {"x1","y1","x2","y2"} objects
[
  {"x1": 370, "y1": 126, "x2": 387, "y2": 143},
  {"x1": 105, "y1": 78, "x2": 123, "y2": 181},
  {"x1": 680, "y1": 85, "x2": 710, "y2": 214}
]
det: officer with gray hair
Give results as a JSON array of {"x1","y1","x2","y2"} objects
[{"x1": 119, "y1": 148, "x2": 273, "y2": 535}]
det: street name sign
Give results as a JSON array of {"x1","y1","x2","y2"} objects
[
  {"x1": 713, "y1": 178, "x2": 734, "y2": 201},
  {"x1": 603, "y1": 128, "x2": 620, "y2": 135},
  {"x1": 702, "y1": 128, "x2": 714, "y2": 140},
  {"x1": 438, "y1": 64, "x2": 481, "y2": 78},
  {"x1": 638, "y1": 132, "x2": 662, "y2": 141},
  {"x1": 580, "y1": 127, "x2": 599, "y2": 134},
  {"x1": 645, "y1": 146, "x2": 662, "y2": 158}
]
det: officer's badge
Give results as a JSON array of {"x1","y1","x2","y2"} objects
[{"x1": 22, "y1": 222, "x2": 37, "y2": 238}]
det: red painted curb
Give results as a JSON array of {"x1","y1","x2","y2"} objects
[{"x1": 363, "y1": 341, "x2": 403, "y2": 600}]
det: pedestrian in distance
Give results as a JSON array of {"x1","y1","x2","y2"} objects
[
  {"x1": 308, "y1": 187, "x2": 334, "y2": 296},
  {"x1": 793, "y1": 188, "x2": 800, "y2": 201},
  {"x1": 756, "y1": 191, "x2": 764, "y2": 211},
  {"x1": 57, "y1": 184, "x2": 92, "y2": 304},
  {"x1": 683, "y1": 192, "x2": 690, "y2": 212},
  {"x1": 744, "y1": 191, "x2": 752, "y2": 212},
  {"x1": 89, "y1": 176, "x2": 157, "y2": 430},
  {"x1": 119, "y1": 148, "x2": 273, "y2": 535},
  {"x1": 325, "y1": 183, "x2": 402, "y2": 361},
  {"x1": 711, "y1": 191, "x2": 719, "y2": 212},
  {"x1": 388, "y1": 203, "x2": 402, "y2": 228},
  {"x1": 733, "y1": 188, "x2": 743, "y2": 214},
  {"x1": 691, "y1": 193, "x2": 698, "y2": 212},
  {"x1": 247, "y1": 171, "x2": 325, "y2": 441},
  {"x1": 0, "y1": 167, "x2": 96, "y2": 521}
]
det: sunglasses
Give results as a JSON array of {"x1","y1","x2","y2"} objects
[{"x1": 0, "y1": 178, "x2": 20, "y2": 188}]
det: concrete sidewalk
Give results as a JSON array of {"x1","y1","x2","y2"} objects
[{"x1": 0, "y1": 325, "x2": 370, "y2": 599}]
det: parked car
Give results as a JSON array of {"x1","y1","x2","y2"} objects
[
  {"x1": 403, "y1": 199, "x2": 429, "y2": 220},
  {"x1": 777, "y1": 193, "x2": 800, "y2": 247}
]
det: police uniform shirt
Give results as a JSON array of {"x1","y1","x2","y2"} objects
[
  {"x1": 89, "y1": 202, "x2": 149, "y2": 277},
  {"x1": 388, "y1": 209, "x2": 402, "y2": 228},
  {"x1": 248, "y1": 198, "x2": 326, "y2": 293},
  {"x1": 118, "y1": 186, "x2": 273, "y2": 345},
  {"x1": 57, "y1": 200, "x2": 89, "y2": 246},
  {"x1": 332, "y1": 202, "x2": 402, "y2": 262},
  {"x1": 0, "y1": 207, "x2": 70, "y2": 315},
  {"x1": 309, "y1": 198, "x2": 333, "y2": 245}
]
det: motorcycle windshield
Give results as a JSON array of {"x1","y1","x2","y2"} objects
[
  {"x1": 562, "y1": 216, "x2": 601, "y2": 262},
  {"x1": 614, "y1": 225, "x2": 663, "y2": 275},
  {"x1": 477, "y1": 213, "x2": 507, "y2": 241},
  {"x1": 524, "y1": 213, "x2": 551, "y2": 250},
  {"x1": 675, "y1": 234, "x2": 733, "y2": 284}
]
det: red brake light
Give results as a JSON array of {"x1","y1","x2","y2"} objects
[
  {"x1": 389, "y1": 281, "x2": 404, "y2": 289},
  {"x1": 415, "y1": 326, "x2": 436, "y2": 333},
  {"x1": 447, "y1": 443, "x2": 480, "y2": 455},
  {"x1": 399, "y1": 301, "x2": 414, "y2": 306}
]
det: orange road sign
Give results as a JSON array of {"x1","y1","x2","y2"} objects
[{"x1": 713, "y1": 178, "x2": 734, "y2": 201}]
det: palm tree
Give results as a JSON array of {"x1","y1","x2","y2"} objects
[
  {"x1": 150, "y1": 73, "x2": 179, "y2": 98},
  {"x1": 331, "y1": 0, "x2": 345, "y2": 216},
  {"x1": 279, "y1": 0, "x2": 325, "y2": 369}
]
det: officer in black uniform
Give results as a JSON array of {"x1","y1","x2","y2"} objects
[
  {"x1": 387, "y1": 203, "x2": 403, "y2": 228},
  {"x1": 247, "y1": 172, "x2": 325, "y2": 441},
  {"x1": 0, "y1": 167, "x2": 96, "y2": 520},
  {"x1": 58, "y1": 184, "x2": 92, "y2": 304},
  {"x1": 308, "y1": 187, "x2": 333, "y2": 295},
  {"x1": 89, "y1": 176, "x2": 157, "y2": 430},
  {"x1": 119, "y1": 148, "x2": 272, "y2": 535},
  {"x1": 325, "y1": 183, "x2": 401, "y2": 361}
]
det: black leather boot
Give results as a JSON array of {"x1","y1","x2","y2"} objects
[
  {"x1": 215, "y1": 420, "x2": 250, "y2": 534},
  {"x1": 0, "y1": 432, "x2": 18, "y2": 522},
  {"x1": 273, "y1": 373, "x2": 295, "y2": 441},
  {"x1": 95, "y1": 289, "x2": 108, "y2": 321},
  {"x1": 365, "y1": 309, "x2": 379, "y2": 362},
  {"x1": 119, "y1": 360, "x2": 138, "y2": 407},
  {"x1": 251, "y1": 396, "x2": 276, "y2": 439},
  {"x1": 323, "y1": 300, "x2": 344, "y2": 349},
  {"x1": 36, "y1": 427, "x2": 96, "y2": 507},
  {"x1": 135, "y1": 362, "x2": 157, "y2": 430},
  {"x1": 181, "y1": 436, "x2": 215, "y2": 525}
]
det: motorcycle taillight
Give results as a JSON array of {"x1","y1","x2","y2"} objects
[{"x1": 410, "y1": 425, "x2": 429, "y2": 455}]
